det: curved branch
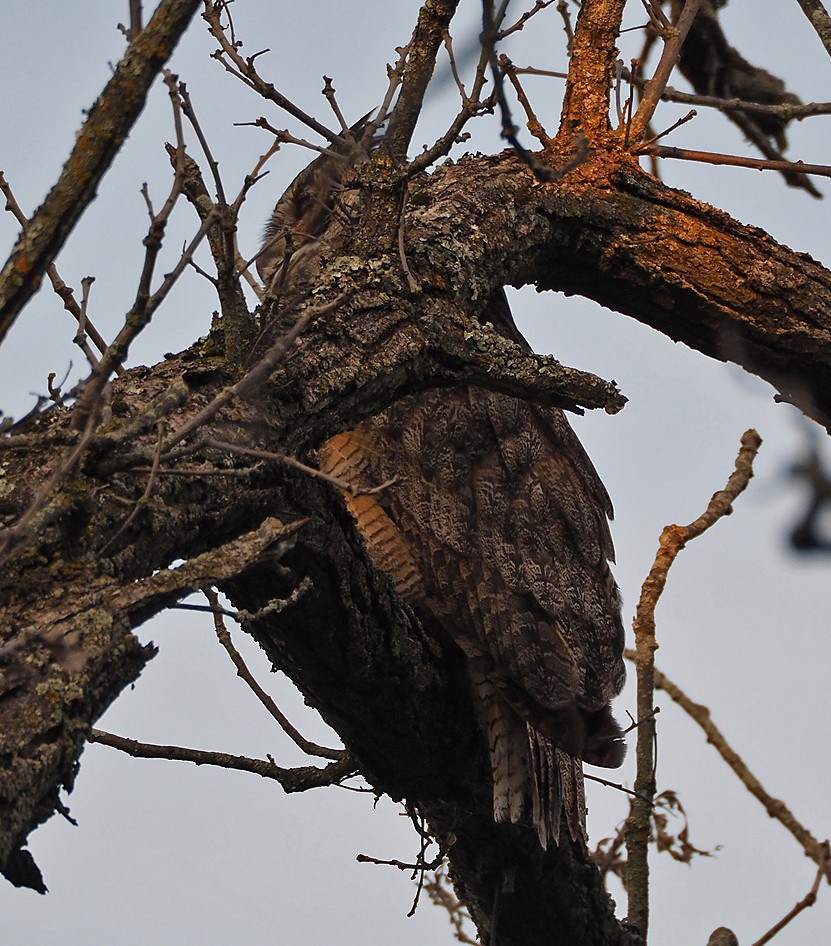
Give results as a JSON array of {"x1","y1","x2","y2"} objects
[
  {"x1": 637, "y1": 659, "x2": 831, "y2": 886},
  {"x1": 405, "y1": 149, "x2": 831, "y2": 428}
]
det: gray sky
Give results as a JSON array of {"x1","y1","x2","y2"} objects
[{"x1": 2, "y1": 2, "x2": 830, "y2": 944}]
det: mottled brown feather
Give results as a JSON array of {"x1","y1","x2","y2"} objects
[
  {"x1": 317, "y1": 386, "x2": 626, "y2": 845},
  {"x1": 261, "y1": 131, "x2": 626, "y2": 846}
]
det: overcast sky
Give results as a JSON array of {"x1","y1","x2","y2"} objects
[{"x1": 2, "y1": 2, "x2": 830, "y2": 945}]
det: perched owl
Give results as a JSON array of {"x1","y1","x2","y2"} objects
[{"x1": 258, "y1": 125, "x2": 626, "y2": 846}]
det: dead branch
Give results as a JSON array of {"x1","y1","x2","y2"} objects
[
  {"x1": 204, "y1": 437, "x2": 396, "y2": 498},
  {"x1": 638, "y1": 144, "x2": 831, "y2": 183},
  {"x1": 202, "y1": 0, "x2": 340, "y2": 145},
  {"x1": 203, "y1": 588, "x2": 343, "y2": 760},
  {"x1": 382, "y1": 0, "x2": 462, "y2": 162},
  {"x1": 625, "y1": 429, "x2": 762, "y2": 941},
  {"x1": 483, "y1": 0, "x2": 573, "y2": 180},
  {"x1": 0, "y1": 173, "x2": 117, "y2": 373},
  {"x1": 71, "y1": 76, "x2": 220, "y2": 428},
  {"x1": 88, "y1": 728, "x2": 355, "y2": 791},
  {"x1": 501, "y1": 54, "x2": 554, "y2": 147},
  {"x1": 670, "y1": 0, "x2": 820, "y2": 195},
  {"x1": 631, "y1": 657, "x2": 831, "y2": 887},
  {"x1": 499, "y1": 0, "x2": 558, "y2": 39},
  {"x1": 628, "y1": 0, "x2": 703, "y2": 143},
  {"x1": 0, "y1": 0, "x2": 202, "y2": 342}
]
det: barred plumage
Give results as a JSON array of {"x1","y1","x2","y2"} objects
[{"x1": 260, "y1": 125, "x2": 626, "y2": 846}]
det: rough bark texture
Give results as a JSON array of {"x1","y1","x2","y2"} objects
[{"x1": 2, "y1": 136, "x2": 830, "y2": 942}]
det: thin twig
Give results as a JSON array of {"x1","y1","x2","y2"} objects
[
  {"x1": 632, "y1": 78, "x2": 831, "y2": 121},
  {"x1": 635, "y1": 144, "x2": 831, "y2": 182},
  {"x1": 321, "y1": 76, "x2": 349, "y2": 134},
  {"x1": 203, "y1": 1, "x2": 340, "y2": 145},
  {"x1": 501, "y1": 54, "x2": 553, "y2": 147},
  {"x1": 499, "y1": 0, "x2": 557, "y2": 39},
  {"x1": 357, "y1": 803, "x2": 447, "y2": 918},
  {"x1": 71, "y1": 75, "x2": 218, "y2": 428},
  {"x1": 356, "y1": 851, "x2": 444, "y2": 871},
  {"x1": 556, "y1": 0, "x2": 574, "y2": 56},
  {"x1": 483, "y1": 1, "x2": 589, "y2": 181},
  {"x1": 749, "y1": 847, "x2": 829, "y2": 946},
  {"x1": 628, "y1": 0, "x2": 703, "y2": 144},
  {"x1": 638, "y1": 108, "x2": 696, "y2": 147},
  {"x1": 203, "y1": 588, "x2": 343, "y2": 760},
  {"x1": 441, "y1": 30, "x2": 468, "y2": 100},
  {"x1": 203, "y1": 437, "x2": 395, "y2": 497},
  {"x1": 88, "y1": 728, "x2": 355, "y2": 791},
  {"x1": 630, "y1": 656, "x2": 831, "y2": 887},
  {"x1": 585, "y1": 772, "x2": 649, "y2": 802},
  {"x1": 127, "y1": 463, "x2": 263, "y2": 478},
  {"x1": 0, "y1": 171, "x2": 120, "y2": 372},
  {"x1": 404, "y1": 5, "x2": 504, "y2": 174}
]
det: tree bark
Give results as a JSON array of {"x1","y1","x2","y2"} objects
[{"x1": 2, "y1": 136, "x2": 830, "y2": 941}]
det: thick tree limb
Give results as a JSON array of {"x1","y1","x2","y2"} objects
[{"x1": 3, "y1": 136, "x2": 831, "y2": 906}]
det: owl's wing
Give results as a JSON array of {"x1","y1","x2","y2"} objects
[{"x1": 355, "y1": 388, "x2": 625, "y2": 722}]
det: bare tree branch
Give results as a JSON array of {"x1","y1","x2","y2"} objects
[
  {"x1": 203, "y1": 588, "x2": 344, "y2": 760},
  {"x1": 88, "y1": 729, "x2": 356, "y2": 791},
  {"x1": 628, "y1": 0, "x2": 703, "y2": 143},
  {"x1": 794, "y1": 0, "x2": 831, "y2": 58},
  {"x1": 0, "y1": 0, "x2": 202, "y2": 342},
  {"x1": 634, "y1": 658, "x2": 831, "y2": 888},
  {"x1": 635, "y1": 143, "x2": 831, "y2": 182},
  {"x1": 382, "y1": 0, "x2": 463, "y2": 162},
  {"x1": 625, "y1": 429, "x2": 762, "y2": 940}
]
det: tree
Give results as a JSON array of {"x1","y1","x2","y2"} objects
[{"x1": 1, "y1": 2, "x2": 829, "y2": 944}]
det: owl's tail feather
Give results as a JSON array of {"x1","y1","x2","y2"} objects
[
  {"x1": 528, "y1": 729, "x2": 587, "y2": 848},
  {"x1": 470, "y1": 668, "x2": 530, "y2": 828},
  {"x1": 470, "y1": 667, "x2": 586, "y2": 848}
]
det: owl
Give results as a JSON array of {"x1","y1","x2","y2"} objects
[{"x1": 258, "y1": 126, "x2": 626, "y2": 846}]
